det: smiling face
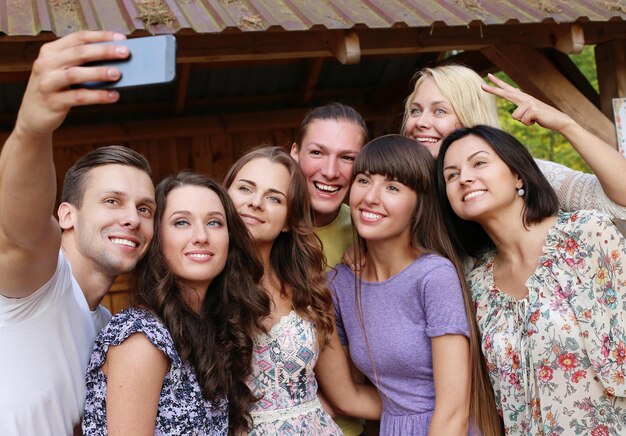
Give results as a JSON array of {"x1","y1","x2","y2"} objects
[
  {"x1": 349, "y1": 172, "x2": 417, "y2": 245},
  {"x1": 161, "y1": 185, "x2": 229, "y2": 292},
  {"x1": 442, "y1": 134, "x2": 523, "y2": 223},
  {"x1": 62, "y1": 164, "x2": 155, "y2": 276},
  {"x1": 227, "y1": 157, "x2": 290, "y2": 249},
  {"x1": 291, "y1": 119, "x2": 365, "y2": 226},
  {"x1": 404, "y1": 78, "x2": 462, "y2": 158}
]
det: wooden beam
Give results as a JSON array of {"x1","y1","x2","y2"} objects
[
  {"x1": 299, "y1": 58, "x2": 324, "y2": 103},
  {"x1": 0, "y1": 87, "x2": 376, "y2": 127},
  {"x1": 482, "y1": 43, "x2": 617, "y2": 147},
  {"x1": 0, "y1": 71, "x2": 30, "y2": 83},
  {"x1": 0, "y1": 106, "x2": 391, "y2": 147},
  {"x1": 192, "y1": 58, "x2": 299, "y2": 70},
  {"x1": 441, "y1": 50, "x2": 496, "y2": 76},
  {"x1": 328, "y1": 31, "x2": 361, "y2": 65},
  {"x1": 1, "y1": 23, "x2": 625, "y2": 73},
  {"x1": 15, "y1": 111, "x2": 301, "y2": 147},
  {"x1": 595, "y1": 40, "x2": 626, "y2": 120},
  {"x1": 550, "y1": 23, "x2": 585, "y2": 54},
  {"x1": 173, "y1": 63, "x2": 191, "y2": 115},
  {"x1": 544, "y1": 48, "x2": 600, "y2": 109},
  {"x1": 0, "y1": 101, "x2": 172, "y2": 127}
]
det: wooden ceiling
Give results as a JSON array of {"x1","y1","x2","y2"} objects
[{"x1": 0, "y1": 2, "x2": 625, "y2": 149}]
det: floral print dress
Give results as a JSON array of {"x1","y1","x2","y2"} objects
[
  {"x1": 469, "y1": 210, "x2": 626, "y2": 435},
  {"x1": 83, "y1": 307, "x2": 228, "y2": 435}
]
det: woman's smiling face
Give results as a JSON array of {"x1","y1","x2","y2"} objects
[
  {"x1": 404, "y1": 78, "x2": 462, "y2": 158},
  {"x1": 442, "y1": 134, "x2": 523, "y2": 223}
]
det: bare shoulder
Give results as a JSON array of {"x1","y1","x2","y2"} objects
[
  {"x1": 108, "y1": 332, "x2": 170, "y2": 362},
  {"x1": 105, "y1": 332, "x2": 170, "y2": 377}
]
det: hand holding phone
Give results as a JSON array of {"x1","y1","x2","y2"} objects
[{"x1": 78, "y1": 35, "x2": 176, "y2": 89}]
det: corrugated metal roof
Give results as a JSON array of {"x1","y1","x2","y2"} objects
[{"x1": 0, "y1": 0, "x2": 624, "y2": 37}]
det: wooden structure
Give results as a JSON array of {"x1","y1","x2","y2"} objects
[{"x1": 0, "y1": 1, "x2": 625, "y2": 313}]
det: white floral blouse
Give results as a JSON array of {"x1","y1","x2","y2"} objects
[{"x1": 469, "y1": 210, "x2": 626, "y2": 435}]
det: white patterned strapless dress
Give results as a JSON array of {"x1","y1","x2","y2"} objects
[{"x1": 247, "y1": 310, "x2": 342, "y2": 435}]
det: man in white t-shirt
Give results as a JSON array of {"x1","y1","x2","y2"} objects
[{"x1": 0, "y1": 31, "x2": 156, "y2": 435}]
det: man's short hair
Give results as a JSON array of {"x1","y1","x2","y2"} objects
[{"x1": 61, "y1": 145, "x2": 152, "y2": 207}]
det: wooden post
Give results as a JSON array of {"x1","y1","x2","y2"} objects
[{"x1": 595, "y1": 40, "x2": 626, "y2": 123}]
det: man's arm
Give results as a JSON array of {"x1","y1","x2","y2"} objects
[{"x1": 0, "y1": 30, "x2": 129, "y2": 297}]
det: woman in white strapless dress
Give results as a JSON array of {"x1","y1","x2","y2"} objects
[{"x1": 224, "y1": 146, "x2": 382, "y2": 434}]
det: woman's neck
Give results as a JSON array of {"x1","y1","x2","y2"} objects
[
  {"x1": 257, "y1": 241, "x2": 272, "y2": 269},
  {"x1": 482, "y1": 212, "x2": 557, "y2": 299},
  {"x1": 258, "y1": 242, "x2": 288, "y2": 304},
  {"x1": 258, "y1": 254, "x2": 294, "y2": 327},
  {"x1": 480, "y1": 209, "x2": 556, "y2": 263},
  {"x1": 363, "y1": 237, "x2": 419, "y2": 282}
]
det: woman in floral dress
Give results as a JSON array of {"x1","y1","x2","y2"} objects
[
  {"x1": 436, "y1": 125, "x2": 626, "y2": 435},
  {"x1": 224, "y1": 146, "x2": 381, "y2": 434},
  {"x1": 83, "y1": 173, "x2": 270, "y2": 434}
]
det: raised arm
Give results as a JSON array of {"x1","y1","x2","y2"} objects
[
  {"x1": 314, "y1": 325, "x2": 382, "y2": 420},
  {"x1": 534, "y1": 159, "x2": 626, "y2": 221},
  {"x1": 0, "y1": 31, "x2": 129, "y2": 297},
  {"x1": 482, "y1": 73, "x2": 626, "y2": 207}
]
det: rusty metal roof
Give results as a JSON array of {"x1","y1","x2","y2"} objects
[{"x1": 1, "y1": 0, "x2": 624, "y2": 37}]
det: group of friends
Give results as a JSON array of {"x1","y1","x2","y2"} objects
[{"x1": 1, "y1": 30, "x2": 625, "y2": 436}]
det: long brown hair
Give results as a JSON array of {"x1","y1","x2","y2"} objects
[
  {"x1": 224, "y1": 146, "x2": 334, "y2": 347},
  {"x1": 352, "y1": 135, "x2": 502, "y2": 436},
  {"x1": 134, "y1": 172, "x2": 270, "y2": 434}
]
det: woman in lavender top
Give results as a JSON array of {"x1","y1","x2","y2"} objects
[
  {"x1": 327, "y1": 135, "x2": 501, "y2": 435},
  {"x1": 83, "y1": 173, "x2": 270, "y2": 434}
]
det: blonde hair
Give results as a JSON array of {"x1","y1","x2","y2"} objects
[{"x1": 401, "y1": 64, "x2": 500, "y2": 135}]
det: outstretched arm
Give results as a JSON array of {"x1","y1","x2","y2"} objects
[
  {"x1": 483, "y1": 73, "x2": 626, "y2": 207},
  {"x1": 0, "y1": 30, "x2": 129, "y2": 297},
  {"x1": 315, "y1": 326, "x2": 381, "y2": 420}
]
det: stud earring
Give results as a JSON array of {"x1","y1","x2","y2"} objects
[{"x1": 517, "y1": 187, "x2": 525, "y2": 197}]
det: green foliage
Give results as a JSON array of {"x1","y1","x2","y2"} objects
[{"x1": 491, "y1": 46, "x2": 598, "y2": 173}]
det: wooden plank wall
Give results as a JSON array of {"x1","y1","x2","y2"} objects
[{"x1": 52, "y1": 128, "x2": 298, "y2": 199}]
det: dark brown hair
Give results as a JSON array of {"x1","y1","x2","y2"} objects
[
  {"x1": 62, "y1": 145, "x2": 151, "y2": 207},
  {"x1": 134, "y1": 171, "x2": 270, "y2": 434},
  {"x1": 224, "y1": 146, "x2": 334, "y2": 347},
  {"x1": 294, "y1": 102, "x2": 369, "y2": 150},
  {"x1": 352, "y1": 135, "x2": 502, "y2": 436}
]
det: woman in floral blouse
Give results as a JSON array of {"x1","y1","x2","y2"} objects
[
  {"x1": 436, "y1": 125, "x2": 626, "y2": 435},
  {"x1": 83, "y1": 173, "x2": 270, "y2": 434}
]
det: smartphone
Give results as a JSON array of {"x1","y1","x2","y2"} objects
[{"x1": 78, "y1": 35, "x2": 176, "y2": 89}]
